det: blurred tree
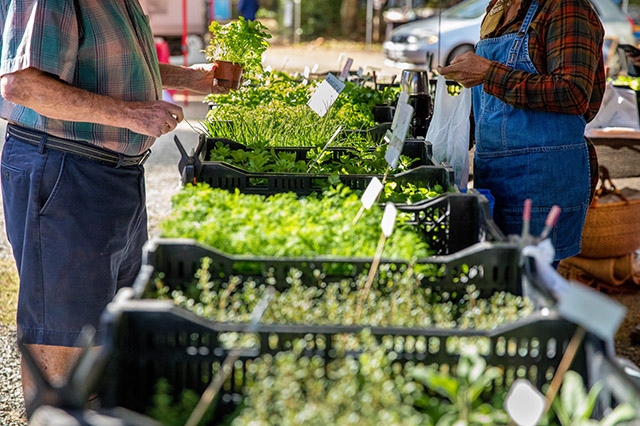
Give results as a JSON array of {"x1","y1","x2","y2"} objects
[{"x1": 341, "y1": 0, "x2": 359, "y2": 36}]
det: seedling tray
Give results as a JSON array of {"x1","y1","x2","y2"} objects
[
  {"x1": 198, "y1": 134, "x2": 434, "y2": 166},
  {"x1": 185, "y1": 163, "x2": 454, "y2": 197},
  {"x1": 97, "y1": 299, "x2": 604, "y2": 420}
]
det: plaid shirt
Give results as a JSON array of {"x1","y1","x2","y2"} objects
[
  {"x1": 0, "y1": 0, "x2": 162, "y2": 156},
  {"x1": 482, "y1": 0, "x2": 605, "y2": 123},
  {"x1": 481, "y1": 0, "x2": 603, "y2": 201}
]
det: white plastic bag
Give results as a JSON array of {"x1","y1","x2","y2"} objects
[
  {"x1": 426, "y1": 75, "x2": 472, "y2": 189},
  {"x1": 585, "y1": 81, "x2": 639, "y2": 132}
]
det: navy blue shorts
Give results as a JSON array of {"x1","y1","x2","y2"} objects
[{"x1": 1, "y1": 131, "x2": 148, "y2": 347}]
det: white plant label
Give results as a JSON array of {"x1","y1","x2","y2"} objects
[
  {"x1": 381, "y1": 202, "x2": 398, "y2": 237},
  {"x1": 385, "y1": 102, "x2": 414, "y2": 168},
  {"x1": 391, "y1": 92, "x2": 410, "y2": 130},
  {"x1": 339, "y1": 58, "x2": 354, "y2": 81},
  {"x1": 505, "y1": 380, "x2": 545, "y2": 426},
  {"x1": 307, "y1": 73, "x2": 345, "y2": 117},
  {"x1": 361, "y1": 177, "x2": 384, "y2": 210},
  {"x1": 312, "y1": 63, "x2": 319, "y2": 73},
  {"x1": 303, "y1": 66, "x2": 310, "y2": 79},
  {"x1": 557, "y1": 281, "x2": 626, "y2": 341}
]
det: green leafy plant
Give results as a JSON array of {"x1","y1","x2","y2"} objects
[
  {"x1": 550, "y1": 371, "x2": 636, "y2": 426},
  {"x1": 231, "y1": 333, "x2": 427, "y2": 426},
  {"x1": 412, "y1": 347, "x2": 510, "y2": 425},
  {"x1": 147, "y1": 378, "x2": 215, "y2": 426},
  {"x1": 159, "y1": 185, "x2": 430, "y2": 260},
  {"x1": 154, "y1": 263, "x2": 532, "y2": 330},
  {"x1": 206, "y1": 17, "x2": 271, "y2": 74}
]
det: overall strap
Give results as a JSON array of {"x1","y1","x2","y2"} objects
[{"x1": 506, "y1": 0, "x2": 539, "y2": 67}]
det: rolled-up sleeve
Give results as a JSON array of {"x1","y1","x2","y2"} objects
[
  {"x1": 1, "y1": 0, "x2": 79, "y2": 83},
  {"x1": 482, "y1": 0, "x2": 604, "y2": 116}
]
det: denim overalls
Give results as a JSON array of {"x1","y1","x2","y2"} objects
[{"x1": 472, "y1": 0, "x2": 590, "y2": 260}]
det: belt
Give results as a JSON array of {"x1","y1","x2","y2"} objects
[{"x1": 7, "y1": 124, "x2": 151, "y2": 168}]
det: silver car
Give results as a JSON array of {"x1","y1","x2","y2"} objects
[{"x1": 383, "y1": 0, "x2": 636, "y2": 72}]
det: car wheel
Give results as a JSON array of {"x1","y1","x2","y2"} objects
[{"x1": 446, "y1": 45, "x2": 475, "y2": 65}]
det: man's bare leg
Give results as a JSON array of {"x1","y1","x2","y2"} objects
[{"x1": 21, "y1": 344, "x2": 81, "y2": 406}]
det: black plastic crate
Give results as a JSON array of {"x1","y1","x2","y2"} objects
[
  {"x1": 188, "y1": 163, "x2": 454, "y2": 197},
  {"x1": 198, "y1": 134, "x2": 434, "y2": 166},
  {"x1": 97, "y1": 300, "x2": 599, "y2": 420},
  {"x1": 132, "y1": 229, "x2": 519, "y2": 302}
]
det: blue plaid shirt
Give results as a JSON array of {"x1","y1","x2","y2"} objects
[{"x1": 0, "y1": 0, "x2": 162, "y2": 155}]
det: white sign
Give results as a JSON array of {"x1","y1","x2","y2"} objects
[
  {"x1": 307, "y1": 73, "x2": 345, "y2": 117},
  {"x1": 381, "y1": 202, "x2": 398, "y2": 237},
  {"x1": 385, "y1": 102, "x2": 414, "y2": 168},
  {"x1": 557, "y1": 281, "x2": 626, "y2": 341},
  {"x1": 361, "y1": 177, "x2": 384, "y2": 210},
  {"x1": 339, "y1": 58, "x2": 353, "y2": 81},
  {"x1": 505, "y1": 380, "x2": 546, "y2": 426}
]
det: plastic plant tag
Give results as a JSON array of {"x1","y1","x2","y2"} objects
[
  {"x1": 339, "y1": 58, "x2": 354, "y2": 81},
  {"x1": 303, "y1": 66, "x2": 310, "y2": 79},
  {"x1": 312, "y1": 63, "x2": 319, "y2": 73},
  {"x1": 385, "y1": 102, "x2": 414, "y2": 168},
  {"x1": 307, "y1": 73, "x2": 345, "y2": 117},
  {"x1": 381, "y1": 202, "x2": 398, "y2": 237},
  {"x1": 391, "y1": 92, "x2": 410, "y2": 131},
  {"x1": 264, "y1": 65, "x2": 273, "y2": 73},
  {"x1": 361, "y1": 177, "x2": 384, "y2": 210},
  {"x1": 505, "y1": 380, "x2": 545, "y2": 426},
  {"x1": 357, "y1": 67, "x2": 364, "y2": 78},
  {"x1": 557, "y1": 281, "x2": 626, "y2": 341}
]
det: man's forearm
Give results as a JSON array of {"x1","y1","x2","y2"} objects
[
  {"x1": 159, "y1": 63, "x2": 212, "y2": 94},
  {"x1": 1, "y1": 67, "x2": 184, "y2": 138},
  {"x1": 1, "y1": 68, "x2": 133, "y2": 127}
]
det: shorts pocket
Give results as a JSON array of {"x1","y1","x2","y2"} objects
[
  {"x1": 1, "y1": 162, "x2": 29, "y2": 247},
  {"x1": 38, "y1": 154, "x2": 66, "y2": 216}
]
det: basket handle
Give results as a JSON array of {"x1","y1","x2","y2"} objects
[{"x1": 595, "y1": 166, "x2": 629, "y2": 203}]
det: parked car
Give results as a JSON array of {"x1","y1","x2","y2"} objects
[{"x1": 383, "y1": 0, "x2": 636, "y2": 74}]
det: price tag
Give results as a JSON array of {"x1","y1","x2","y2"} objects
[
  {"x1": 361, "y1": 177, "x2": 384, "y2": 210},
  {"x1": 385, "y1": 102, "x2": 414, "y2": 168},
  {"x1": 557, "y1": 281, "x2": 626, "y2": 341},
  {"x1": 505, "y1": 380, "x2": 545, "y2": 426},
  {"x1": 307, "y1": 73, "x2": 345, "y2": 117},
  {"x1": 381, "y1": 202, "x2": 398, "y2": 237},
  {"x1": 339, "y1": 58, "x2": 354, "y2": 81}
]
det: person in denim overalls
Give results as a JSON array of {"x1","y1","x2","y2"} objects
[{"x1": 440, "y1": 0, "x2": 605, "y2": 262}]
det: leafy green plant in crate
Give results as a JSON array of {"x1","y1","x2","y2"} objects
[
  {"x1": 412, "y1": 347, "x2": 510, "y2": 425},
  {"x1": 546, "y1": 371, "x2": 636, "y2": 426},
  {"x1": 206, "y1": 17, "x2": 271, "y2": 89},
  {"x1": 160, "y1": 185, "x2": 431, "y2": 262}
]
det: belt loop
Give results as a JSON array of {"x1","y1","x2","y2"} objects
[
  {"x1": 38, "y1": 133, "x2": 47, "y2": 154},
  {"x1": 116, "y1": 153, "x2": 124, "y2": 169}
]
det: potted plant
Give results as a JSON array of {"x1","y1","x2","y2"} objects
[{"x1": 206, "y1": 17, "x2": 271, "y2": 90}]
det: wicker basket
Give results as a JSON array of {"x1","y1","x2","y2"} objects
[{"x1": 580, "y1": 166, "x2": 640, "y2": 258}]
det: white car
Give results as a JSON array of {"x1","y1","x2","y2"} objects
[{"x1": 383, "y1": 0, "x2": 636, "y2": 72}]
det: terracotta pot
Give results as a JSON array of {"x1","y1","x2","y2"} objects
[{"x1": 214, "y1": 60, "x2": 244, "y2": 90}]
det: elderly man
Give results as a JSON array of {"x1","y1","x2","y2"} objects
[{"x1": 0, "y1": 0, "x2": 226, "y2": 405}]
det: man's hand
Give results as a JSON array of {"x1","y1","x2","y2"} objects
[
  {"x1": 189, "y1": 63, "x2": 230, "y2": 94},
  {"x1": 124, "y1": 100, "x2": 184, "y2": 138},
  {"x1": 438, "y1": 52, "x2": 492, "y2": 88}
]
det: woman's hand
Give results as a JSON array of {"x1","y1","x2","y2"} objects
[{"x1": 437, "y1": 52, "x2": 492, "y2": 87}]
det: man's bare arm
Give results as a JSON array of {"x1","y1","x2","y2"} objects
[
  {"x1": 0, "y1": 67, "x2": 184, "y2": 138},
  {"x1": 159, "y1": 63, "x2": 228, "y2": 94}
]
